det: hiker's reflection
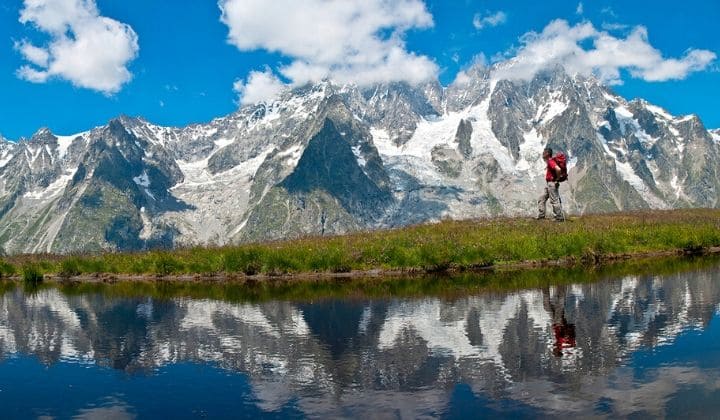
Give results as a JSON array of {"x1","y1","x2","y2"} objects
[{"x1": 543, "y1": 285, "x2": 576, "y2": 357}]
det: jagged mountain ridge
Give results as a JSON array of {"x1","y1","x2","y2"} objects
[{"x1": 1, "y1": 64, "x2": 719, "y2": 254}]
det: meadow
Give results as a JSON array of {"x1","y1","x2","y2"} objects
[{"x1": 1, "y1": 209, "x2": 719, "y2": 282}]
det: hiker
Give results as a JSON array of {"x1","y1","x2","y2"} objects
[{"x1": 537, "y1": 147, "x2": 566, "y2": 221}]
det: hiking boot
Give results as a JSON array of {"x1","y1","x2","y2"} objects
[{"x1": 534, "y1": 215, "x2": 546, "y2": 220}]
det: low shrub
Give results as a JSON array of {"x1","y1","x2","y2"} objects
[{"x1": 21, "y1": 263, "x2": 44, "y2": 284}]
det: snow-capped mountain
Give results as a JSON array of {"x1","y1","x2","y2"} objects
[{"x1": 1, "y1": 64, "x2": 719, "y2": 254}]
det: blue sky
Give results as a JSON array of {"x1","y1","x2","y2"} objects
[{"x1": 0, "y1": 0, "x2": 718, "y2": 140}]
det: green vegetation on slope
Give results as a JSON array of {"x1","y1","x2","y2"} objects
[{"x1": 0, "y1": 209, "x2": 719, "y2": 279}]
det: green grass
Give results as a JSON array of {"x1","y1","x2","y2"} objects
[
  {"x1": 0, "y1": 209, "x2": 719, "y2": 279},
  {"x1": 21, "y1": 263, "x2": 44, "y2": 284},
  {"x1": 49, "y1": 255, "x2": 720, "y2": 303}
]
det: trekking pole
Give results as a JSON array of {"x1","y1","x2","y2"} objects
[{"x1": 558, "y1": 187, "x2": 566, "y2": 222}]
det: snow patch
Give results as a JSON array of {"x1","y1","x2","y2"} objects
[
  {"x1": 0, "y1": 150, "x2": 14, "y2": 168},
  {"x1": 644, "y1": 104, "x2": 673, "y2": 120},
  {"x1": 670, "y1": 175, "x2": 682, "y2": 199},
  {"x1": 468, "y1": 80, "x2": 516, "y2": 174},
  {"x1": 371, "y1": 79, "x2": 518, "y2": 191},
  {"x1": 516, "y1": 128, "x2": 545, "y2": 177},
  {"x1": 710, "y1": 130, "x2": 720, "y2": 144},
  {"x1": 675, "y1": 115, "x2": 696, "y2": 123},
  {"x1": 139, "y1": 206, "x2": 153, "y2": 240},
  {"x1": 24, "y1": 168, "x2": 78, "y2": 200},
  {"x1": 568, "y1": 156, "x2": 578, "y2": 171},
  {"x1": 55, "y1": 132, "x2": 87, "y2": 159},
  {"x1": 602, "y1": 92, "x2": 619, "y2": 103},
  {"x1": 614, "y1": 105, "x2": 634, "y2": 122},
  {"x1": 214, "y1": 138, "x2": 234, "y2": 149},
  {"x1": 351, "y1": 145, "x2": 367, "y2": 167},
  {"x1": 613, "y1": 105, "x2": 658, "y2": 147},
  {"x1": 534, "y1": 92, "x2": 568, "y2": 125},
  {"x1": 277, "y1": 144, "x2": 304, "y2": 168},
  {"x1": 371, "y1": 128, "x2": 401, "y2": 157},
  {"x1": 393, "y1": 114, "x2": 459, "y2": 160},
  {"x1": 133, "y1": 171, "x2": 150, "y2": 187},
  {"x1": 596, "y1": 133, "x2": 666, "y2": 208}
]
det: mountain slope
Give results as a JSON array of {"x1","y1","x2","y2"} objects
[{"x1": 1, "y1": 65, "x2": 719, "y2": 254}]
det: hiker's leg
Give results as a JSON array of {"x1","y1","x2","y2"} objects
[
  {"x1": 549, "y1": 182, "x2": 563, "y2": 220},
  {"x1": 537, "y1": 185, "x2": 549, "y2": 218}
]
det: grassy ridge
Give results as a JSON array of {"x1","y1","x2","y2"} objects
[{"x1": 1, "y1": 209, "x2": 720, "y2": 280}]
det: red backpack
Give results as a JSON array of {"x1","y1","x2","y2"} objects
[{"x1": 552, "y1": 153, "x2": 568, "y2": 182}]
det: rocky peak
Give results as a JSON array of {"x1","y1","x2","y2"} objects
[
  {"x1": 445, "y1": 63, "x2": 492, "y2": 112},
  {"x1": 27, "y1": 127, "x2": 57, "y2": 145}
]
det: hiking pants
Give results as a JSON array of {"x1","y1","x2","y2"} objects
[{"x1": 538, "y1": 182, "x2": 563, "y2": 220}]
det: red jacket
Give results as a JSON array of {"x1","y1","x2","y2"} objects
[{"x1": 546, "y1": 158, "x2": 559, "y2": 182}]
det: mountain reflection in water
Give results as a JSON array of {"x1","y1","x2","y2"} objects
[{"x1": 1, "y1": 263, "x2": 720, "y2": 418}]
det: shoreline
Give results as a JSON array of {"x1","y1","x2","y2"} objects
[{"x1": 7, "y1": 245, "x2": 720, "y2": 286}]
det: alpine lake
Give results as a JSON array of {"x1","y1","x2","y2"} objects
[{"x1": 1, "y1": 256, "x2": 720, "y2": 418}]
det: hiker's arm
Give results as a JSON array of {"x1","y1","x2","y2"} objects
[{"x1": 549, "y1": 160, "x2": 562, "y2": 179}]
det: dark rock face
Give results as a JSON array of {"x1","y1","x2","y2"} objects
[
  {"x1": 431, "y1": 146, "x2": 463, "y2": 178},
  {"x1": 455, "y1": 119, "x2": 473, "y2": 159},
  {"x1": 282, "y1": 119, "x2": 392, "y2": 221}
]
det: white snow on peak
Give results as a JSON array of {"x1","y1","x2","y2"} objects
[
  {"x1": 55, "y1": 132, "x2": 87, "y2": 159},
  {"x1": 468, "y1": 80, "x2": 515, "y2": 174},
  {"x1": 534, "y1": 91, "x2": 568, "y2": 125},
  {"x1": 214, "y1": 138, "x2": 234, "y2": 149},
  {"x1": 0, "y1": 149, "x2": 14, "y2": 168},
  {"x1": 612, "y1": 105, "x2": 658, "y2": 147},
  {"x1": 613, "y1": 105, "x2": 634, "y2": 122},
  {"x1": 709, "y1": 130, "x2": 720, "y2": 144},
  {"x1": 133, "y1": 171, "x2": 151, "y2": 188},
  {"x1": 644, "y1": 104, "x2": 673, "y2": 120},
  {"x1": 596, "y1": 133, "x2": 667, "y2": 209},
  {"x1": 668, "y1": 125, "x2": 681, "y2": 138},
  {"x1": 602, "y1": 91, "x2": 619, "y2": 103},
  {"x1": 675, "y1": 115, "x2": 697, "y2": 123}
]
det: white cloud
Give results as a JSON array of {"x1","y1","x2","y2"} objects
[
  {"x1": 15, "y1": 41, "x2": 50, "y2": 67},
  {"x1": 453, "y1": 53, "x2": 488, "y2": 85},
  {"x1": 493, "y1": 19, "x2": 716, "y2": 84},
  {"x1": 233, "y1": 69, "x2": 288, "y2": 105},
  {"x1": 601, "y1": 22, "x2": 630, "y2": 32},
  {"x1": 473, "y1": 10, "x2": 507, "y2": 30},
  {"x1": 576, "y1": 2, "x2": 584, "y2": 15},
  {"x1": 218, "y1": 0, "x2": 439, "y2": 93},
  {"x1": 16, "y1": 0, "x2": 139, "y2": 94},
  {"x1": 601, "y1": 7, "x2": 617, "y2": 17}
]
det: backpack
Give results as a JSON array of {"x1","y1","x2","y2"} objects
[{"x1": 552, "y1": 153, "x2": 568, "y2": 182}]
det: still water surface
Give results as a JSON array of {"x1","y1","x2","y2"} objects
[{"x1": 1, "y1": 261, "x2": 720, "y2": 418}]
